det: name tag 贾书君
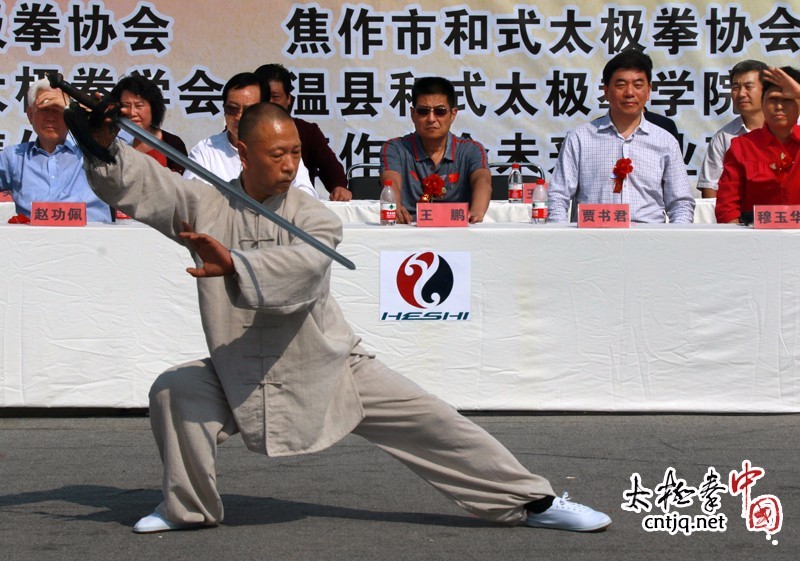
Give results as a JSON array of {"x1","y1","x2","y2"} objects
[
  {"x1": 30, "y1": 202, "x2": 87, "y2": 226},
  {"x1": 416, "y1": 203, "x2": 469, "y2": 227},
  {"x1": 577, "y1": 204, "x2": 630, "y2": 228}
]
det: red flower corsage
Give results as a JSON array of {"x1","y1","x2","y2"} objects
[
  {"x1": 612, "y1": 158, "x2": 633, "y2": 194},
  {"x1": 8, "y1": 214, "x2": 30, "y2": 224},
  {"x1": 770, "y1": 152, "x2": 794, "y2": 175},
  {"x1": 419, "y1": 174, "x2": 447, "y2": 203}
]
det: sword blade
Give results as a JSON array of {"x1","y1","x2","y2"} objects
[{"x1": 116, "y1": 117, "x2": 356, "y2": 271}]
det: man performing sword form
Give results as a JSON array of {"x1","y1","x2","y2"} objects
[{"x1": 78, "y1": 98, "x2": 611, "y2": 534}]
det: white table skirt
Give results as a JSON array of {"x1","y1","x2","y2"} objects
[{"x1": 1, "y1": 221, "x2": 796, "y2": 412}]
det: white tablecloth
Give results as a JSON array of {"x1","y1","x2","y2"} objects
[{"x1": 1, "y1": 220, "x2": 797, "y2": 412}]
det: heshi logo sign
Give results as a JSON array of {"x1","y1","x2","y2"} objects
[
  {"x1": 380, "y1": 251, "x2": 470, "y2": 321},
  {"x1": 397, "y1": 252, "x2": 453, "y2": 308}
]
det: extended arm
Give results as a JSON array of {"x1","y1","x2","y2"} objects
[
  {"x1": 716, "y1": 146, "x2": 746, "y2": 224},
  {"x1": 547, "y1": 132, "x2": 580, "y2": 222},
  {"x1": 379, "y1": 138, "x2": 413, "y2": 224},
  {"x1": 229, "y1": 203, "x2": 343, "y2": 314},
  {"x1": 468, "y1": 168, "x2": 491, "y2": 223},
  {"x1": 662, "y1": 140, "x2": 695, "y2": 224},
  {"x1": 179, "y1": 221, "x2": 234, "y2": 277},
  {"x1": 304, "y1": 122, "x2": 351, "y2": 201},
  {"x1": 84, "y1": 139, "x2": 218, "y2": 242},
  {"x1": 763, "y1": 67, "x2": 800, "y2": 100},
  {"x1": 697, "y1": 131, "x2": 729, "y2": 198}
]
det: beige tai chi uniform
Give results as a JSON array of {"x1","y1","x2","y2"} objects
[{"x1": 85, "y1": 142, "x2": 555, "y2": 527}]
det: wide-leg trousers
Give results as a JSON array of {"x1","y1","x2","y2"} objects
[{"x1": 148, "y1": 355, "x2": 555, "y2": 527}]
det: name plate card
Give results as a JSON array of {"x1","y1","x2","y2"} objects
[
  {"x1": 522, "y1": 183, "x2": 537, "y2": 204},
  {"x1": 31, "y1": 202, "x2": 87, "y2": 226},
  {"x1": 577, "y1": 204, "x2": 630, "y2": 228},
  {"x1": 753, "y1": 205, "x2": 800, "y2": 229},
  {"x1": 416, "y1": 203, "x2": 469, "y2": 227}
]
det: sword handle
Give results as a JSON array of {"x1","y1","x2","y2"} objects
[{"x1": 47, "y1": 72, "x2": 99, "y2": 108}]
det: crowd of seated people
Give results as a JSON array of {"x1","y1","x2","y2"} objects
[{"x1": 2, "y1": 54, "x2": 799, "y2": 226}]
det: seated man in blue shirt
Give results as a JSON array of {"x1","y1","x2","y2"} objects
[
  {"x1": 547, "y1": 50, "x2": 695, "y2": 223},
  {"x1": 379, "y1": 76, "x2": 491, "y2": 224},
  {"x1": 0, "y1": 78, "x2": 112, "y2": 222}
]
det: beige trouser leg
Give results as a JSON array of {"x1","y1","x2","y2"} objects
[
  {"x1": 148, "y1": 356, "x2": 554, "y2": 527},
  {"x1": 349, "y1": 356, "x2": 555, "y2": 526},
  {"x1": 149, "y1": 358, "x2": 237, "y2": 525}
]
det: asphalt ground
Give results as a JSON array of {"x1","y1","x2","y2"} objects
[{"x1": 1, "y1": 412, "x2": 796, "y2": 561}]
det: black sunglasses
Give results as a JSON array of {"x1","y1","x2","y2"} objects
[
  {"x1": 223, "y1": 103, "x2": 257, "y2": 117},
  {"x1": 413, "y1": 105, "x2": 451, "y2": 117}
]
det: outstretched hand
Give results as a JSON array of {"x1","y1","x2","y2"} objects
[
  {"x1": 396, "y1": 205, "x2": 413, "y2": 224},
  {"x1": 87, "y1": 92, "x2": 121, "y2": 149},
  {"x1": 763, "y1": 67, "x2": 800, "y2": 100},
  {"x1": 61, "y1": 92, "x2": 119, "y2": 164},
  {"x1": 179, "y1": 221, "x2": 235, "y2": 277}
]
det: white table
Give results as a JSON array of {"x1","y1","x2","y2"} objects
[{"x1": 1, "y1": 220, "x2": 797, "y2": 412}]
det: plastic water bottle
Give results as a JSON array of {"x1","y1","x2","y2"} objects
[
  {"x1": 508, "y1": 163, "x2": 523, "y2": 203},
  {"x1": 379, "y1": 181, "x2": 397, "y2": 226},
  {"x1": 531, "y1": 178, "x2": 548, "y2": 224}
]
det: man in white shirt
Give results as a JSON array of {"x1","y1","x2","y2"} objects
[
  {"x1": 697, "y1": 60, "x2": 767, "y2": 198},
  {"x1": 184, "y1": 72, "x2": 318, "y2": 199},
  {"x1": 547, "y1": 50, "x2": 694, "y2": 224}
]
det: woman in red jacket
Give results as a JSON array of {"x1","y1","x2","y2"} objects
[{"x1": 716, "y1": 66, "x2": 800, "y2": 224}]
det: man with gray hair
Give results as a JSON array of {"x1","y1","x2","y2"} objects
[
  {"x1": 697, "y1": 60, "x2": 767, "y2": 198},
  {"x1": 0, "y1": 78, "x2": 111, "y2": 221}
]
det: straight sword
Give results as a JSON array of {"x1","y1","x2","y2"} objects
[{"x1": 48, "y1": 73, "x2": 356, "y2": 271}]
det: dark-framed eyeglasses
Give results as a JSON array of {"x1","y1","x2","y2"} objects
[{"x1": 413, "y1": 105, "x2": 451, "y2": 117}]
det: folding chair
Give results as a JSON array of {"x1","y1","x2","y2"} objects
[{"x1": 346, "y1": 163, "x2": 383, "y2": 200}]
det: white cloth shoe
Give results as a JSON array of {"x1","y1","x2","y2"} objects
[
  {"x1": 525, "y1": 493, "x2": 612, "y2": 532},
  {"x1": 133, "y1": 512, "x2": 205, "y2": 534}
]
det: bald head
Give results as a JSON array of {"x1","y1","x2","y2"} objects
[
  {"x1": 237, "y1": 102, "x2": 295, "y2": 144},
  {"x1": 236, "y1": 102, "x2": 301, "y2": 202}
]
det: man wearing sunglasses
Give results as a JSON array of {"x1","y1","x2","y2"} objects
[
  {"x1": 183, "y1": 72, "x2": 318, "y2": 199},
  {"x1": 379, "y1": 76, "x2": 492, "y2": 224}
]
